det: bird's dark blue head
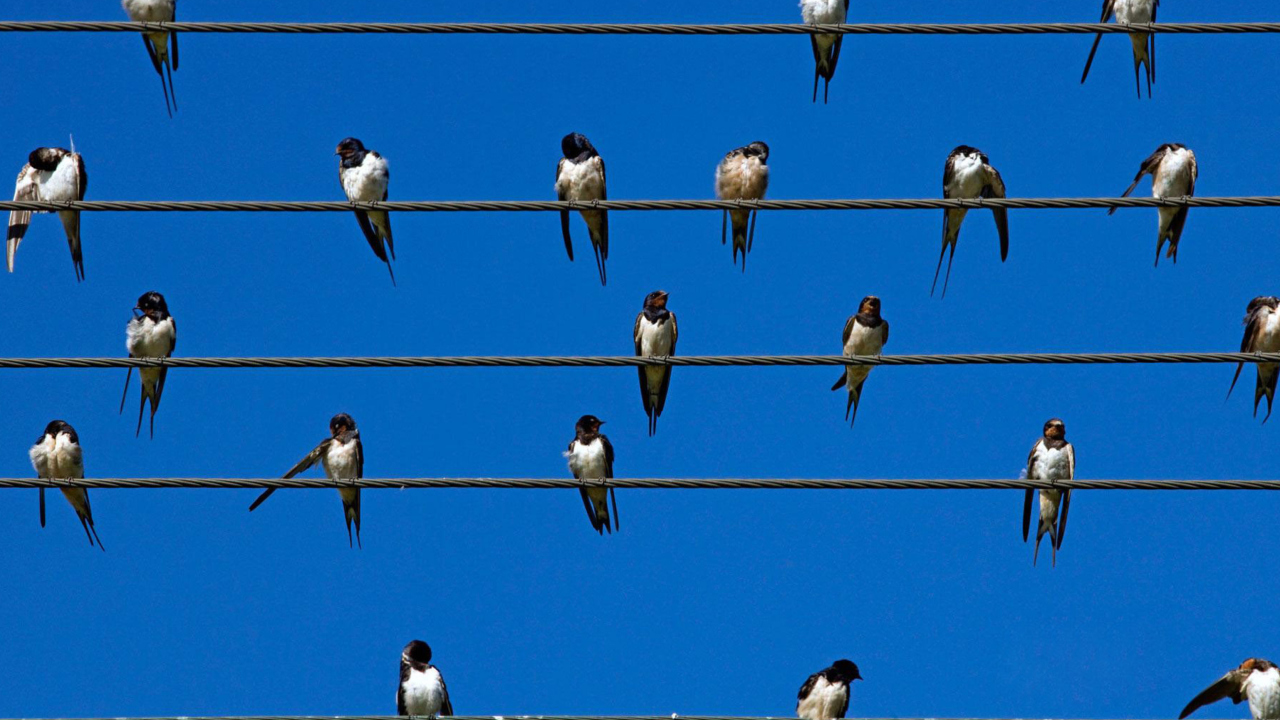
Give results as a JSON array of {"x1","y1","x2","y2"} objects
[
  {"x1": 829, "y1": 659, "x2": 862, "y2": 683},
  {"x1": 858, "y1": 295, "x2": 881, "y2": 317},
  {"x1": 643, "y1": 290, "x2": 669, "y2": 310},
  {"x1": 575, "y1": 414, "x2": 605, "y2": 436},
  {"x1": 330, "y1": 413, "x2": 357, "y2": 436},
  {"x1": 745, "y1": 141, "x2": 770, "y2": 161},
  {"x1": 335, "y1": 137, "x2": 368, "y2": 168},
  {"x1": 1043, "y1": 418, "x2": 1065, "y2": 439},
  {"x1": 561, "y1": 133, "x2": 596, "y2": 160},
  {"x1": 402, "y1": 640, "x2": 432, "y2": 666},
  {"x1": 134, "y1": 291, "x2": 170, "y2": 320},
  {"x1": 38, "y1": 420, "x2": 75, "y2": 443},
  {"x1": 28, "y1": 148, "x2": 65, "y2": 172}
]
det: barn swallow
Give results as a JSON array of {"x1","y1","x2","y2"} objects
[
  {"x1": 800, "y1": 0, "x2": 850, "y2": 103},
  {"x1": 397, "y1": 640, "x2": 454, "y2": 717},
  {"x1": 1181, "y1": 658, "x2": 1280, "y2": 720},
  {"x1": 1228, "y1": 296, "x2": 1280, "y2": 422},
  {"x1": 1081, "y1": 0, "x2": 1158, "y2": 99},
  {"x1": 1110, "y1": 143, "x2": 1197, "y2": 266},
  {"x1": 1022, "y1": 418, "x2": 1075, "y2": 567},
  {"x1": 8, "y1": 145, "x2": 88, "y2": 281},
  {"x1": 29, "y1": 420, "x2": 103, "y2": 550},
  {"x1": 119, "y1": 291, "x2": 177, "y2": 438},
  {"x1": 830, "y1": 296, "x2": 888, "y2": 428},
  {"x1": 554, "y1": 132, "x2": 609, "y2": 285},
  {"x1": 336, "y1": 137, "x2": 396, "y2": 285},
  {"x1": 122, "y1": 0, "x2": 179, "y2": 116},
  {"x1": 634, "y1": 290, "x2": 679, "y2": 436},
  {"x1": 564, "y1": 414, "x2": 617, "y2": 534},
  {"x1": 249, "y1": 413, "x2": 364, "y2": 548},
  {"x1": 936, "y1": 146, "x2": 1008, "y2": 298},
  {"x1": 715, "y1": 142, "x2": 770, "y2": 270},
  {"x1": 796, "y1": 659, "x2": 862, "y2": 720}
]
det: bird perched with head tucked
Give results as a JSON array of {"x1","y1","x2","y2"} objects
[
  {"x1": 634, "y1": 290, "x2": 678, "y2": 436},
  {"x1": 121, "y1": 0, "x2": 179, "y2": 116},
  {"x1": 1181, "y1": 658, "x2": 1280, "y2": 720},
  {"x1": 120, "y1": 291, "x2": 177, "y2": 438},
  {"x1": 565, "y1": 414, "x2": 617, "y2": 534},
  {"x1": 1022, "y1": 418, "x2": 1075, "y2": 567},
  {"x1": 799, "y1": 0, "x2": 850, "y2": 103},
  {"x1": 8, "y1": 145, "x2": 87, "y2": 281},
  {"x1": 30, "y1": 420, "x2": 103, "y2": 550},
  {"x1": 249, "y1": 413, "x2": 365, "y2": 547},
  {"x1": 1228, "y1": 296, "x2": 1280, "y2": 423},
  {"x1": 555, "y1": 132, "x2": 609, "y2": 285},
  {"x1": 936, "y1": 146, "x2": 1007, "y2": 298},
  {"x1": 1081, "y1": 0, "x2": 1158, "y2": 99},
  {"x1": 336, "y1": 137, "x2": 396, "y2": 285},
  {"x1": 831, "y1": 295, "x2": 888, "y2": 428},
  {"x1": 796, "y1": 659, "x2": 862, "y2": 720},
  {"x1": 397, "y1": 640, "x2": 453, "y2": 717},
  {"x1": 715, "y1": 142, "x2": 770, "y2": 270},
  {"x1": 1110, "y1": 143, "x2": 1197, "y2": 266}
]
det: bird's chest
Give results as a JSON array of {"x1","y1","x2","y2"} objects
[
  {"x1": 569, "y1": 439, "x2": 607, "y2": 476},
  {"x1": 800, "y1": 678, "x2": 848, "y2": 720},
  {"x1": 801, "y1": 0, "x2": 847, "y2": 24},
  {"x1": 402, "y1": 668, "x2": 444, "y2": 713},
  {"x1": 122, "y1": 0, "x2": 175, "y2": 21},
  {"x1": 557, "y1": 158, "x2": 604, "y2": 198},
  {"x1": 718, "y1": 156, "x2": 769, "y2": 200},
  {"x1": 948, "y1": 158, "x2": 987, "y2": 198},
  {"x1": 1154, "y1": 152, "x2": 1193, "y2": 195},
  {"x1": 1032, "y1": 446, "x2": 1071, "y2": 480},
  {"x1": 1257, "y1": 312, "x2": 1280, "y2": 353},
  {"x1": 1248, "y1": 670, "x2": 1280, "y2": 720},
  {"x1": 39, "y1": 160, "x2": 81, "y2": 201},
  {"x1": 844, "y1": 321, "x2": 883, "y2": 356},
  {"x1": 1115, "y1": 0, "x2": 1155, "y2": 23},
  {"x1": 49, "y1": 436, "x2": 80, "y2": 477},
  {"x1": 343, "y1": 158, "x2": 389, "y2": 200},
  {"x1": 637, "y1": 317, "x2": 673, "y2": 356},
  {"x1": 323, "y1": 440, "x2": 359, "y2": 479},
  {"x1": 128, "y1": 317, "x2": 174, "y2": 357}
]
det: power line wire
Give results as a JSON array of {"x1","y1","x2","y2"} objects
[
  {"x1": 0, "y1": 352, "x2": 1276, "y2": 370},
  {"x1": 1, "y1": 21, "x2": 1279, "y2": 35},
  {"x1": 4, "y1": 478, "x2": 1279, "y2": 490},
  {"x1": 0, "y1": 196, "x2": 1270, "y2": 213}
]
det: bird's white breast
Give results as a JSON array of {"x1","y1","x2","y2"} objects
[
  {"x1": 34, "y1": 433, "x2": 84, "y2": 479},
  {"x1": 947, "y1": 154, "x2": 989, "y2": 199},
  {"x1": 343, "y1": 154, "x2": 390, "y2": 202},
  {"x1": 323, "y1": 438, "x2": 360, "y2": 480},
  {"x1": 127, "y1": 316, "x2": 174, "y2": 357},
  {"x1": 1115, "y1": 0, "x2": 1155, "y2": 24},
  {"x1": 844, "y1": 320, "x2": 884, "y2": 357},
  {"x1": 637, "y1": 316, "x2": 673, "y2": 357},
  {"x1": 1247, "y1": 668, "x2": 1280, "y2": 720},
  {"x1": 28, "y1": 436, "x2": 54, "y2": 477},
  {"x1": 121, "y1": 0, "x2": 174, "y2": 22},
  {"x1": 555, "y1": 157, "x2": 605, "y2": 200},
  {"x1": 800, "y1": 0, "x2": 846, "y2": 25},
  {"x1": 567, "y1": 437, "x2": 608, "y2": 478},
  {"x1": 797, "y1": 676, "x2": 848, "y2": 720},
  {"x1": 1258, "y1": 309, "x2": 1280, "y2": 353},
  {"x1": 1154, "y1": 149, "x2": 1195, "y2": 197},
  {"x1": 1031, "y1": 444, "x2": 1072, "y2": 481},
  {"x1": 39, "y1": 157, "x2": 83, "y2": 202},
  {"x1": 402, "y1": 666, "x2": 447, "y2": 716},
  {"x1": 715, "y1": 155, "x2": 769, "y2": 201}
]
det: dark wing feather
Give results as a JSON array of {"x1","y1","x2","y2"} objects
[
  {"x1": 1179, "y1": 670, "x2": 1248, "y2": 719},
  {"x1": 556, "y1": 158, "x2": 573, "y2": 260},
  {"x1": 882, "y1": 319, "x2": 890, "y2": 346},
  {"x1": 1113, "y1": 147, "x2": 1167, "y2": 214},
  {"x1": 1230, "y1": 303, "x2": 1267, "y2": 399},
  {"x1": 634, "y1": 313, "x2": 651, "y2": 415},
  {"x1": 355, "y1": 433, "x2": 364, "y2": 479},
  {"x1": 797, "y1": 672, "x2": 821, "y2": 703},
  {"x1": 284, "y1": 438, "x2": 331, "y2": 479},
  {"x1": 841, "y1": 314, "x2": 857, "y2": 346},
  {"x1": 1080, "y1": 0, "x2": 1116, "y2": 83},
  {"x1": 602, "y1": 434, "x2": 615, "y2": 478},
  {"x1": 654, "y1": 312, "x2": 677, "y2": 415},
  {"x1": 439, "y1": 671, "x2": 453, "y2": 716},
  {"x1": 170, "y1": 1, "x2": 179, "y2": 69},
  {"x1": 355, "y1": 211, "x2": 389, "y2": 262},
  {"x1": 396, "y1": 662, "x2": 409, "y2": 716},
  {"x1": 982, "y1": 165, "x2": 1009, "y2": 261},
  {"x1": 597, "y1": 157, "x2": 609, "y2": 260},
  {"x1": 155, "y1": 316, "x2": 176, "y2": 406}
]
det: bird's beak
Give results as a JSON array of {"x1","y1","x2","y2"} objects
[{"x1": 131, "y1": 306, "x2": 143, "y2": 317}]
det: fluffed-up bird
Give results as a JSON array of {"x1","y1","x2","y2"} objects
[
  {"x1": 9, "y1": 145, "x2": 87, "y2": 281},
  {"x1": 936, "y1": 145, "x2": 1008, "y2": 298},
  {"x1": 249, "y1": 413, "x2": 365, "y2": 547},
  {"x1": 120, "y1": 291, "x2": 177, "y2": 438},
  {"x1": 565, "y1": 414, "x2": 617, "y2": 534},
  {"x1": 336, "y1": 137, "x2": 396, "y2": 285},
  {"x1": 1228, "y1": 296, "x2": 1280, "y2": 423},
  {"x1": 1181, "y1": 658, "x2": 1280, "y2": 720},
  {"x1": 799, "y1": 0, "x2": 850, "y2": 103},
  {"x1": 1110, "y1": 143, "x2": 1197, "y2": 266},
  {"x1": 397, "y1": 640, "x2": 453, "y2": 717},
  {"x1": 715, "y1": 141, "x2": 770, "y2": 270},
  {"x1": 796, "y1": 659, "x2": 862, "y2": 720},
  {"x1": 831, "y1": 295, "x2": 888, "y2": 428},
  {"x1": 1081, "y1": 0, "x2": 1158, "y2": 99},
  {"x1": 121, "y1": 0, "x2": 179, "y2": 116},
  {"x1": 555, "y1": 132, "x2": 609, "y2": 285},
  {"x1": 1022, "y1": 418, "x2": 1075, "y2": 567},
  {"x1": 634, "y1": 290, "x2": 678, "y2": 436},
  {"x1": 30, "y1": 420, "x2": 103, "y2": 550}
]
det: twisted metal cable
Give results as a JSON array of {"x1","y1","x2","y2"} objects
[
  {"x1": 0, "y1": 352, "x2": 1275, "y2": 370},
  {"x1": 1, "y1": 21, "x2": 1279, "y2": 34},
  {"x1": 0, "y1": 196, "x2": 1270, "y2": 213},
  {"x1": 4, "y1": 478, "x2": 1280, "y2": 490}
]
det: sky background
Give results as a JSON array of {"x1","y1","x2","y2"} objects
[{"x1": 1, "y1": 1, "x2": 1278, "y2": 718}]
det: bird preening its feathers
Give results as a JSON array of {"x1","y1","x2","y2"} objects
[
  {"x1": 397, "y1": 639, "x2": 453, "y2": 717},
  {"x1": 120, "y1": 291, "x2": 178, "y2": 438},
  {"x1": 1180, "y1": 658, "x2": 1280, "y2": 720},
  {"x1": 715, "y1": 141, "x2": 770, "y2": 271},
  {"x1": 555, "y1": 132, "x2": 609, "y2": 285},
  {"x1": 30, "y1": 420, "x2": 103, "y2": 551},
  {"x1": 936, "y1": 146, "x2": 1008, "y2": 298},
  {"x1": 9, "y1": 144, "x2": 88, "y2": 281},
  {"x1": 1110, "y1": 143, "x2": 1197, "y2": 267},
  {"x1": 1228, "y1": 296, "x2": 1280, "y2": 423}
]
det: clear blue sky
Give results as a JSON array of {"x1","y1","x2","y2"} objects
[{"x1": 2, "y1": 1, "x2": 1278, "y2": 717}]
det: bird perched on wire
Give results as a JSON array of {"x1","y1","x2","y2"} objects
[
  {"x1": 714, "y1": 141, "x2": 770, "y2": 270},
  {"x1": 1022, "y1": 418, "x2": 1075, "y2": 567},
  {"x1": 634, "y1": 290, "x2": 678, "y2": 436},
  {"x1": 397, "y1": 640, "x2": 453, "y2": 717},
  {"x1": 796, "y1": 659, "x2": 862, "y2": 720},
  {"x1": 565, "y1": 414, "x2": 617, "y2": 534},
  {"x1": 1228, "y1": 296, "x2": 1280, "y2": 423},
  {"x1": 336, "y1": 137, "x2": 396, "y2": 285},
  {"x1": 121, "y1": 0, "x2": 179, "y2": 117},
  {"x1": 799, "y1": 0, "x2": 850, "y2": 103},
  {"x1": 935, "y1": 146, "x2": 1007, "y2": 298},
  {"x1": 1181, "y1": 658, "x2": 1280, "y2": 720},
  {"x1": 249, "y1": 413, "x2": 365, "y2": 548},
  {"x1": 30, "y1": 420, "x2": 103, "y2": 550},
  {"x1": 831, "y1": 295, "x2": 888, "y2": 429},
  {"x1": 1110, "y1": 143, "x2": 1197, "y2": 266},
  {"x1": 555, "y1": 132, "x2": 609, "y2": 285},
  {"x1": 120, "y1": 291, "x2": 177, "y2": 438},
  {"x1": 8, "y1": 145, "x2": 87, "y2": 281},
  {"x1": 1080, "y1": 0, "x2": 1158, "y2": 99}
]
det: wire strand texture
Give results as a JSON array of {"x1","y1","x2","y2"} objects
[
  {"x1": 0, "y1": 196, "x2": 1272, "y2": 213},
  {"x1": 1, "y1": 21, "x2": 1279, "y2": 34},
  {"x1": 0, "y1": 352, "x2": 1277, "y2": 370}
]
